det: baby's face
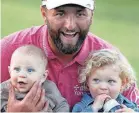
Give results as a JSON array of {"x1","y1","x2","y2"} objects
[
  {"x1": 87, "y1": 64, "x2": 122, "y2": 99},
  {"x1": 9, "y1": 52, "x2": 47, "y2": 93}
]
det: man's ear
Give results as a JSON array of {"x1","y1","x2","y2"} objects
[{"x1": 40, "y1": 5, "x2": 47, "y2": 24}]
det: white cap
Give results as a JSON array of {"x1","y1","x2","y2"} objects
[{"x1": 42, "y1": 0, "x2": 95, "y2": 10}]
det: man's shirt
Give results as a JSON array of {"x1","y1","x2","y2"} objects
[{"x1": 1, "y1": 25, "x2": 139, "y2": 108}]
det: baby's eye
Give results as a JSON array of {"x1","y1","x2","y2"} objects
[
  {"x1": 27, "y1": 68, "x2": 35, "y2": 73},
  {"x1": 93, "y1": 78, "x2": 100, "y2": 83},
  {"x1": 108, "y1": 80, "x2": 116, "y2": 84},
  {"x1": 14, "y1": 67, "x2": 20, "y2": 72}
]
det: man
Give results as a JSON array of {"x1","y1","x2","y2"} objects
[{"x1": 1, "y1": 0, "x2": 139, "y2": 112}]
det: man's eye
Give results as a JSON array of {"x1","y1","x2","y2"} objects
[
  {"x1": 14, "y1": 67, "x2": 20, "y2": 72},
  {"x1": 27, "y1": 68, "x2": 35, "y2": 73},
  {"x1": 77, "y1": 13, "x2": 85, "y2": 17},
  {"x1": 93, "y1": 79, "x2": 100, "y2": 83},
  {"x1": 56, "y1": 12, "x2": 64, "y2": 16}
]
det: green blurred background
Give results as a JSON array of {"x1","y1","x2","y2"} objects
[{"x1": 1, "y1": 0, "x2": 139, "y2": 86}]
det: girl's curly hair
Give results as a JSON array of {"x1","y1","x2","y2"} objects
[{"x1": 78, "y1": 49, "x2": 136, "y2": 92}]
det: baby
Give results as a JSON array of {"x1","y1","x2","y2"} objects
[
  {"x1": 1, "y1": 45, "x2": 69, "y2": 112},
  {"x1": 72, "y1": 49, "x2": 139, "y2": 112}
]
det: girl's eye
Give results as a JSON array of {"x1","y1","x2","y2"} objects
[
  {"x1": 93, "y1": 78, "x2": 100, "y2": 83},
  {"x1": 27, "y1": 68, "x2": 35, "y2": 73},
  {"x1": 14, "y1": 67, "x2": 20, "y2": 72}
]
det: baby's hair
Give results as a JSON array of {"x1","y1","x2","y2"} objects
[
  {"x1": 79, "y1": 49, "x2": 136, "y2": 92},
  {"x1": 11, "y1": 45, "x2": 47, "y2": 67}
]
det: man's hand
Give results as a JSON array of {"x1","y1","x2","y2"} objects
[{"x1": 7, "y1": 81, "x2": 46, "y2": 112}]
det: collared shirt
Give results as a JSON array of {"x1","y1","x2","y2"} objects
[
  {"x1": 72, "y1": 93, "x2": 139, "y2": 112},
  {"x1": 1, "y1": 25, "x2": 139, "y2": 109}
]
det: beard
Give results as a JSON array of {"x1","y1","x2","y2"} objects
[{"x1": 47, "y1": 21, "x2": 91, "y2": 54}]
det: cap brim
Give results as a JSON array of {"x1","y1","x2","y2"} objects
[{"x1": 42, "y1": 0, "x2": 94, "y2": 10}]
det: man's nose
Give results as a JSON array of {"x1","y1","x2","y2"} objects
[{"x1": 64, "y1": 15, "x2": 76, "y2": 31}]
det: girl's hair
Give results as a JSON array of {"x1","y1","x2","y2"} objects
[{"x1": 79, "y1": 49, "x2": 136, "y2": 92}]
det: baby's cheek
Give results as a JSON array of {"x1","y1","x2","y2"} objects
[
  {"x1": 11, "y1": 76, "x2": 17, "y2": 85},
  {"x1": 29, "y1": 76, "x2": 39, "y2": 82}
]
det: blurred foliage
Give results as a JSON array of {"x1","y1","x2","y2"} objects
[{"x1": 1, "y1": 0, "x2": 139, "y2": 86}]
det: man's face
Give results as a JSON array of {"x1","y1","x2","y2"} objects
[
  {"x1": 42, "y1": 5, "x2": 93, "y2": 54},
  {"x1": 9, "y1": 52, "x2": 46, "y2": 93}
]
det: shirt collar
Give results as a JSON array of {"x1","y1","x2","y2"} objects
[
  {"x1": 116, "y1": 94, "x2": 125, "y2": 104},
  {"x1": 42, "y1": 25, "x2": 57, "y2": 59},
  {"x1": 81, "y1": 93, "x2": 94, "y2": 106},
  {"x1": 74, "y1": 35, "x2": 91, "y2": 66}
]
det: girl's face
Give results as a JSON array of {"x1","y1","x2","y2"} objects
[{"x1": 87, "y1": 64, "x2": 122, "y2": 99}]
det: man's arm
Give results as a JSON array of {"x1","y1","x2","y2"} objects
[
  {"x1": 123, "y1": 83, "x2": 139, "y2": 107},
  {"x1": 1, "y1": 37, "x2": 13, "y2": 82}
]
